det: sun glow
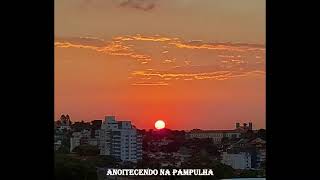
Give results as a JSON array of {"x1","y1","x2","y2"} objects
[{"x1": 155, "y1": 120, "x2": 165, "y2": 129}]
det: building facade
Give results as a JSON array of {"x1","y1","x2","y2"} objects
[
  {"x1": 221, "y1": 152, "x2": 252, "y2": 170},
  {"x1": 228, "y1": 137, "x2": 266, "y2": 169},
  {"x1": 70, "y1": 129, "x2": 98, "y2": 152},
  {"x1": 188, "y1": 129, "x2": 241, "y2": 143},
  {"x1": 99, "y1": 116, "x2": 142, "y2": 163}
]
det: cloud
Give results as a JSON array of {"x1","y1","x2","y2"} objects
[
  {"x1": 169, "y1": 41, "x2": 265, "y2": 52},
  {"x1": 131, "y1": 82, "x2": 169, "y2": 86},
  {"x1": 131, "y1": 69, "x2": 265, "y2": 83},
  {"x1": 184, "y1": 60, "x2": 191, "y2": 65},
  {"x1": 56, "y1": 34, "x2": 265, "y2": 85},
  {"x1": 188, "y1": 40, "x2": 203, "y2": 43},
  {"x1": 55, "y1": 37, "x2": 151, "y2": 62},
  {"x1": 113, "y1": 34, "x2": 265, "y2": 52},
  {"x1": 76, "y1": 0, "x2": 158, "y2": 11},
  {"x1": 131, "y1": 70, "x2": 232, "y2": 79},
  {"x1": 218, "y1": 55, "x2": 235, "y2": 58},
  {"x1": 162, "y1": 59, "x2": 175, "y2": 64},
  {"x1": 119, "y1": 0, "x2": 158, "y2": 11},
  {"x1": 55, "y1": 36, "x2": 106, "y2": 47},
  {"x1": 113, "y1": 34, "x2": 172, "y2": 42}
]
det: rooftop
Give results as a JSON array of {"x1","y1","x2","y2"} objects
[{"x1": 190, "y1": 129, "x2": 241, "y2": 133}]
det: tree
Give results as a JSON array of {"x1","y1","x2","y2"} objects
[
  {"x1": 137, "y1": 154, "x2": 160, "y2": 169},
  {"x1": 204, "y1": 144, "x2": 219, "y2": 156},
  {"x1": 55, "y1": 154, "x2": 98, "y2": 180},
  {"x1": 242, "y1": 130, "x2": 255, "y2": 139},
  {"x1": 94, "y1": 155, "x2": 120, "y2": 168},
  {"x1": 56, "y1": 145, "x2": 69, "y2": 154},
  {"x1": 260, "y1": 160, "x2": 266, "y2": 169},
  {"x1": 257, "y1": 129, "x2": 266, "y2": 140},
  {"x1": 238, "y1": 170, "x2": 259, "y2": 178},
  {"x1": 73, "y1": 145, "x2": 100, "y2": 156},
  {"x1": 209, "y1": 162, "x2": 235, "y2": 179},
  {"x1": 162, "y1": 141, "x2": 181, "y2": 153},
  {"x1": 221, "y1": 137, "x2": 229, "y2": 144}
]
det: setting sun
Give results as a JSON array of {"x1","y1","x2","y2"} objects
[{"x1": 155, "y1": 120, "x2": 165, "y2": 129}]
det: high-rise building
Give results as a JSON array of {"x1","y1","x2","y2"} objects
[{"x1": 99, "y1": 116, "x2": 142, "y2": 163}]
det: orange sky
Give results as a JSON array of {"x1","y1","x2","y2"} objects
[{"x1": 55, "y1": 0, "x2": 265, "y2": 130}]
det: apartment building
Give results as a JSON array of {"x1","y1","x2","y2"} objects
[{"x1": 99, "y1": 116, "x2": 142, "y2": 163}]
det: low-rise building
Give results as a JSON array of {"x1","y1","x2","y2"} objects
[
  {"x1": 188, "y1": 129, "x2": 241, "y2": 144},
  {"x1": 70, "y1": 129, "x2": 99, "y2": 152},
  {"x1": 228, "y1": 137, "x2": 266, "y2": 169}
]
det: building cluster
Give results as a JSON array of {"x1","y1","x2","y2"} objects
[
  {"x1": 143, "y1": 136, "x2": 192, "y2": 167},
  {"x1": 147, "y1": 150, "x2": 192, "y2": 167},
  {"x1": 54, "y1": 115, "x2": 142, "y2": 163},
  {"x1": 55, "y1": 115, "x2": 265, "y2": 171},
  {"x1": 221, "y1": 137, "x2": 266, "y2": 170},
  {"x1": 185, "y1": 122, "x2": 265, "y2": 170}
]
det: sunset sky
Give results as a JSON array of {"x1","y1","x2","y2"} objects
[{"x1": 55, "y1": 0, "x2": 265, "y2": 130}]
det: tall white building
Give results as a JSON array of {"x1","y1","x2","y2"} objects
[
  {"x1": 99, "y1": 116, "x2": 142, "y2": 163},
  {"x1": 221, "y1": 152, "x2": 251, "y2": 170}
]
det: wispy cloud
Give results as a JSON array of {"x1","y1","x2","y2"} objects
[
  {"x1": 131, "y1": 81, "x2": 169, "y2": 86},
  {"x1": 55, "y1": 37, "x2": 151, "y2": 62},
  {"x1": 169, "y1": 41, "x2": 265, "y2": 52},
  {"x1": 113, "y1": 34, "x2": 265, "y2": 52},
  {"x1": 113, "y1": 34, "x2": 172, "y2": 42},
  {"x1": 118, "y1": 0, "x2": 158, "y2": 11},
  {"x1": 56, "y1": 34, "x2": 265, "y2": 85},
  {"x1": 162, "y1": 59, "x2": 175, "y2": 64},
  {"x1": 77, "y1": 0, "x2": 159, "y2": 12},
  {"x1": 131, "y1": 69, "x2": 265, "y2": 82}
]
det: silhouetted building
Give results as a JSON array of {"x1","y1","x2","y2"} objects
[
  {"x1": 249, "y1": 122, "x2": 253, "y2": 130},
  {"x1": 91, "y1": 120, "x2": 102, "y2": 130},
  {"x1": 235, "y1": 122, "x2": 253, "y2": 131},
  {"x1": 236, "y1": 122, "x2": 240, "y2": 129},
  {"x1": 56, "y1": 114, "x2": 72, "y2": 130}
]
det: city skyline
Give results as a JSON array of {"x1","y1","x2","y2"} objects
[
  {"x1": 55, "y1": 114, "x2": 261, "y2": 131},
  {"x1": 55, "y1": 0, "x2": 266, "y2": 130}
]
